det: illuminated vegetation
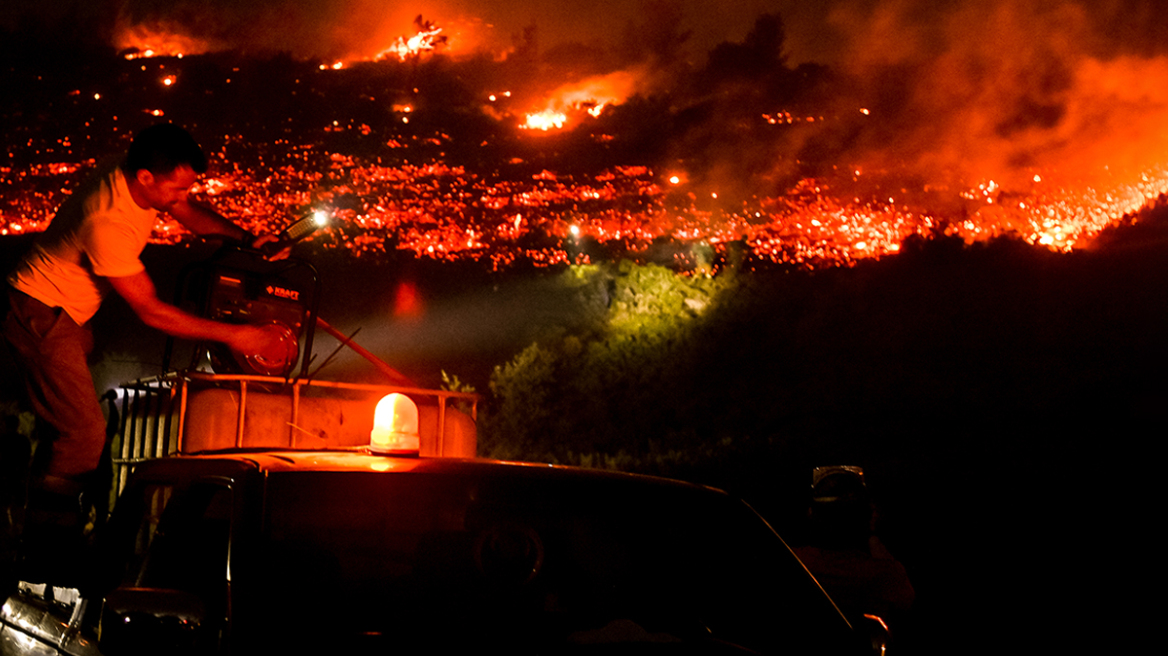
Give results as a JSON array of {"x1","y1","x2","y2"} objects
[{"x1": 480, "y1": 260, "x2": 737, "y2": 467}]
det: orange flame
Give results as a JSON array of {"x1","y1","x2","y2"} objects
[
  {"x1": 523, "y1": 111, "x2": 568, "y2": 131},
  {"x1": 114, "y1": 22, "x2": 211, "y2": 59},
  {"x1": 521, "y1": 70, "x2": 641, "y2": 131},
  {"x1": 374, "y1": 16, "x2": 447, "y2": 62}
]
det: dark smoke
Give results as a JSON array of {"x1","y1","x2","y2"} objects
[
  {"x1": 630, "y1": 0, "x2": 1168, "y2": 208},
  {"x1": 6, "y1": 0, "x2": 1168, "y2": 216},
  {"x1": 818, "y1": 0, "x2": 1168, "y2": 187}
]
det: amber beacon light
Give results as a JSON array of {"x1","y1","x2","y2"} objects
[{"x1": 370, "y1": 393, "x2": 420, "y2": 456}]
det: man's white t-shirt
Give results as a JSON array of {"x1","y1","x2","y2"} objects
[{"x1": 8, "y1": 163, "x2": 157, "y2": 325}]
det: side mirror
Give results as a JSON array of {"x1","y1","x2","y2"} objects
[{"x1": 99, "y1": 588, "x2": 205, "y2": 656}]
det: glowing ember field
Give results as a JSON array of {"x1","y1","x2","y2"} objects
[
  {"x1": 6, "y1": 143, "x2": 1166, "y2": 271},
  {"x1": 4, "y1": 32, "x2": 1168, "y2": 271}
]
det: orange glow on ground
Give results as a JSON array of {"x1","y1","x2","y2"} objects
[{"x1": 5, "y1": 138, "x2": 1166, "y2": 270}]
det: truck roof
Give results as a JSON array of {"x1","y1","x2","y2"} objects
[
  {"x1": 29, "y1": 448, "x2": 863, "y2": 656},
  {"x1": 136, "y1": 448, "x2": 723, "y2": 494}
]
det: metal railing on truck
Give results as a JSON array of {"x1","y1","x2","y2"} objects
[{"x1": 112, "y1": 371, "x2": 479, "y2": 495}]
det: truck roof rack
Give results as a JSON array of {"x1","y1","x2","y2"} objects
[{"x1": 111, "y1": 371, "x2": 478, "y2": 496}]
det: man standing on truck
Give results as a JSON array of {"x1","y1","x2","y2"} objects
[{"x1": 3, "y1": 123, "x2": 287, "y2": 544}]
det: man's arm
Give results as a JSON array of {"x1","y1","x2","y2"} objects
[
  {"x1": 168, "y1": 199, "x2": 290, "y2": 258},
  {"x1": 167, "y1": 199, "x2": 252, "y2": 242},
  {"x1": 107, "y1": 270, "x2": 272, "y2": 354}
]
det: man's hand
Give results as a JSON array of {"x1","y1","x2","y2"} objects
[
  {"x1": 250, "y1": 234, "x2": 292, "y2": 261},
  {"x1": 227, "y1": 323, "x2": 296, "y2": 370}
]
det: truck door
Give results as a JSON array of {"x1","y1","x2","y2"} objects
[{"x1": 100, "y1": 480, "x2": 235, "y2": 656}]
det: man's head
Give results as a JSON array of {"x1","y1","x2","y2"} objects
[
  {"x1": 124, "y1": 123, "x2": 207, "y2": 177},
  {"x1": 124, "y1": 123, "x2": 207, "y2": 212}
]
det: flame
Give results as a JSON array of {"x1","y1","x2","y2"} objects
[
  {"x1": 374, "y1": 17, "x2": 446, "y2": 62},
  {"x1": 114, "y1": 22, "x2": 210, "y2": 59},
  {"x1": 523, "y1": 111, "x2": 568, "y2": 131},
  {"x1": 521, "y1": 70, "x2": 641, "y2": 131}
]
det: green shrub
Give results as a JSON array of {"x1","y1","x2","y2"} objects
[{"x1": 479, "y1": 260, "x2": 737, "y2": 466}]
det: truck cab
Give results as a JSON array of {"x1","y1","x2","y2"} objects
[{"x1": 4, "y1": 449, "x2": 869, "y2": 655}]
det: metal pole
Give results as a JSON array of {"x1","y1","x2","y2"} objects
[
  {"x1": 236, "y1": 381, "x2": 247, "y2": 448},
  {"x1": 313, "y1": 316, "x2": 415, "y2": 387}
]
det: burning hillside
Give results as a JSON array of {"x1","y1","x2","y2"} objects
[{"x1": 4, "y1": 3, "x2": 1168, "y2": 270}]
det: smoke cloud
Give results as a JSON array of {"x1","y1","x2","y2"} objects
[
  {"x1": 7, "y1": 0, "x2": 1168, "y2": 208},
  {"x1": 809, "y1": 0, "x2": 1168, "y2": 190}
]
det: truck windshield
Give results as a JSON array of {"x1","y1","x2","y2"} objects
[{"x1": 251, "y1": 471, "x2": 850, "y2": 653}]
